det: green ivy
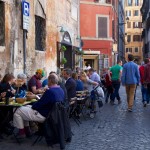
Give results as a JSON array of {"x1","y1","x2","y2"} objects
[{"x1": 61, "y1": 57, "x2": 67, "y2": 64}]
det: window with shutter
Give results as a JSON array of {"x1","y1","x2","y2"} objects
[
  {"x1": 128, "y1": 0, "x2": 132, "y2": 6},
  {"x1": 134, "y1": 10, "x2": 139, "y2": 16},
  {"x1": 135, "y1": 47, "x2": 138, "y2": 52},
  {"x1": 112, "y1": 20, "x2": 115, "y2": 40},
  {"x1": 98, "y1": 17, "x2": 108, "y2": 38},
  {"x1": 106, "y1": 0, "x2": 111, "y2": 4},
  {"x1": 133, "y1": 35, "x2": 141, "y2": 42},
  {"x1": 0, "y1": 2, "x2": 5, "y2": 46},
  {"x1": 35, "y1": 15, "x2": 46, "y2": 51},
  {"x1": 127, "y1": 22, "x2": 131, "y2": 28},
  {"x1": 127, "y1": 35, "x2": 131, "y2": 42}
]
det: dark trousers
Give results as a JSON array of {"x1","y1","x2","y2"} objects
[
  {"x1": 105, "y1": 85, "x2": 114, "y2": 102},
  {"x1": 110, "y1": 80, "x2": 120, "y2": 102}
]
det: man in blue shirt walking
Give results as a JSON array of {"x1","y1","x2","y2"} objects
[{"x1": 121, "y1": 54, "x2": 140, "y2": 112}]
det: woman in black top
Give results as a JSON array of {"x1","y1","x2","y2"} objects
[{"x1": 0, "y1": 74, "x2": 16, "y2": 100}]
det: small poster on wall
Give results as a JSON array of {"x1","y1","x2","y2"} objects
[{"x1": 104, "y1": 58, "x2": 109, "y2": 68}]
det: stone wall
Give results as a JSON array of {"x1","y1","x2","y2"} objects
[{"x1": 0, "y1": 0, "x2": 79, "y2": 77}]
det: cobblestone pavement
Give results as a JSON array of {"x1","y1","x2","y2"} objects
[{"x1": 1, "y1": 86, "x2": 150, "y2": 150}]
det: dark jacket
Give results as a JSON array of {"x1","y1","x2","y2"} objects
[
  {"x1": 65, "y1": 78, "x2": 76, "y2": 101},
  {"x1": 43, "y1": 102, "x2": 72, "y2": 149},
  {"x1": 0, "y1": 83, "x2": 14, "y2": 99},
  {"x1": 144, "y1": 62, "x2": 150, "y2": 83},
  {"x1": 32, "y1": 87, "x2": 64, "y2": 117}
]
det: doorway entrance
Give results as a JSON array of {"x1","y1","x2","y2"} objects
[{"x1": 84, "y1": 59, "x2": 94, "y2": 68}]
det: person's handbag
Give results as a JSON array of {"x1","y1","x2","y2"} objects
[
  {"x1": 96, "y1": 86, "x2": 104, "y2": 98},
  {"x1": 97, "y1": 100, "x2": 103, "y2": 108}
]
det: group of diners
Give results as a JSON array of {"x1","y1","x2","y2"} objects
[{"x1": 0, "y1": 68, "x2": 101, "y2": 139}]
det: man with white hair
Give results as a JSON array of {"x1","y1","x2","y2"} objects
[{"x1": 13, "y1": 74, "x2": 65, "y2": 138}]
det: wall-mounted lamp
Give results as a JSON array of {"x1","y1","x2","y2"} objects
[
  {"x1": 57, "y1": 26, "x2": 65, "y2": 33},
  {"x1": 76, "y1": 35, "x2": 81, "y2": 40}
]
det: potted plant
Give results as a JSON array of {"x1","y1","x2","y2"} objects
[
  {"x1": 79, "y1": 50, "x2": 84, "y2": 55},
  {"x1": 61, "y1": 57, "x2": 67, "y2": 64},
  {"x1": 60, "y1": 45, "x2": 67, "y2": 52}
]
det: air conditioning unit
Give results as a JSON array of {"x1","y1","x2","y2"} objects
[{"x1": 106, "y1": 0, "x2": 111, "y2": 4}]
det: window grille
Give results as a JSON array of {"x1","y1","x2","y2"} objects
[{"x1": 35, "y1": 15, "x2": 46, "y2": 51}]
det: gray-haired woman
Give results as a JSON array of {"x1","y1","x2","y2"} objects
[{"x1": 15, "y1": 73, "x2": 28, "y2": 93}]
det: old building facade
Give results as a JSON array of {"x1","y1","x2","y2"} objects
[
  {"x1": 141, "y1": 0, "x2": 150, "y2": 58},
  {"x1": 125, "y1": 0, "x2": 143, "y2": 64},
  {"x1": 0, "y1": 0, "x2": 80, "y2": 77},
  {"x1": 80, "y1": 0, "x2": 119, "y2": 73}
]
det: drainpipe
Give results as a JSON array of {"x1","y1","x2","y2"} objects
[{"x1": 23, "y1": 30, "x2": 27, "y2": 74}]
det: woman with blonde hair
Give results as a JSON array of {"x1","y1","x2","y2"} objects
[{"x1": 80, "y1": 71, "x2": 98, "y2": 92}]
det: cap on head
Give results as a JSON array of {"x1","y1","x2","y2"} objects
[{"x1": 36, "y1": 69, "x2": 45, "y2": 77}]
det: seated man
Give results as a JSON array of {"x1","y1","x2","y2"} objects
[
  {"x1": 13, "y1": 74, "x2": 65, "y2": 138},
  {"x1": 28, "y1": 69, "x2": 45, "y2": 94}
]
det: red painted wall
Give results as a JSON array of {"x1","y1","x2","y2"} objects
[{"x1": 80, "y1": 0, "x2": 118, "y2": 66}]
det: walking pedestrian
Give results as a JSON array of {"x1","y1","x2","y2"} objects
[
  {"x1": 139, "y1": 58, "x2": 149, "y2": 107},
  {"x1": 108, "y1": 60, "x2": 123, "y2": 105},
  {"x1": 121, "y1": 54, "x2": 140, "y2": 112},
  {"x1": 143, "y1": 58, "x2": 150, "y2": 106}
]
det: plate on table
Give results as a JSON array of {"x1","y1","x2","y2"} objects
[
  {"x1": 12, "y1": 103, "x2": 23, "y2": 107},
  {"x1": 30, "y1": 99, "x2": 37, "y2": 102},
  {"x1": 0, "y1": 102, "x2": 5, "y2": 105}
]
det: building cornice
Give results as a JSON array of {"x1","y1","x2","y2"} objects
[
  {"x1": 82, "y1": 37, "x2": 113, "y2": 41},
  {"x1": 80, "y1": 1, "x2": 112, "y2": 7}
]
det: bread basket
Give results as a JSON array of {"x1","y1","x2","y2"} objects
[
  {"x1": 26, "y1": 95, "x2": 36, "y2": 101},
  {"x1": 16, "y1": 98, "x2": 26, "y2": 104}
]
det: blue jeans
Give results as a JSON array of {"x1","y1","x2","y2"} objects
[
  {"x1": 110, "y1": 80, "x2": 120, "y2": 102},
  {"x1": 141, "y1": 85, "x2": 149, "y2": 103}
]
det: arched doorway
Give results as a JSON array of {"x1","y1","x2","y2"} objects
[{"x1": 57, "y1": 31, "x2": 75, "y2": 69}]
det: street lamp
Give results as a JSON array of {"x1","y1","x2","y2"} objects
[
  {"x1": 57, "y1": 26, "x2": 65, "y2": 33},
  {"x1": 119, "y1": 17, "x2": 129, "y2": 25}
]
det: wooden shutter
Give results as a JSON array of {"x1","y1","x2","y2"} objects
[{"x1": 98, "y1": 17, "x2": 107, "y2": 38}]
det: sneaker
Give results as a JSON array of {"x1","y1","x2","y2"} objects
[
  {"x1": 118, "y1": 100, "x2": 122, "y2": 104},
  {"x1": 90, "y1": 113, "x2": 95, "y2": 118},
  {"x1": 143, "y1": 102, "x2": 147, "y2": 107},
  {"x1": 110, "y1": 101, "x2": 115, "y2": 105},
  {"x1": 128, "y1": 108, "x2": 132, "y2": 112}
]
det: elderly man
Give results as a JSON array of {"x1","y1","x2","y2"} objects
[
  {"x1": 13, "y1": 74, "x2": 65, "y2": 138},
  {"x1": 88, "y1": 68, "x2": 100, "y2": 83},
  {"x1": 28, "y1": 69, "x2": 45, "y2": 94}
]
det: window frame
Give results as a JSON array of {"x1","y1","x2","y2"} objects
[
  {"x1": 96, "y1": 15, "x2": 109, "y2": 39},
  {"x1": 35, "y1": 15, "x2": 46, "y2": 51},
  {"x1": 135, "y1": 47, "x2": 139, "y2": 53}
]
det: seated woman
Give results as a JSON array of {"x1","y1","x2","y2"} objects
[
  {"x1": 0, "y1": 74, "x2": 16, "y2": 135},
  {"x1": 80, "y1": 72, "x2": 98, "y2": 93},
  {"x1": 0, "y1": 74, "x2": 16, "y2": 100},
  {"x1": 15, "y1": 73, "x2": 27, "y2": 98}
]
